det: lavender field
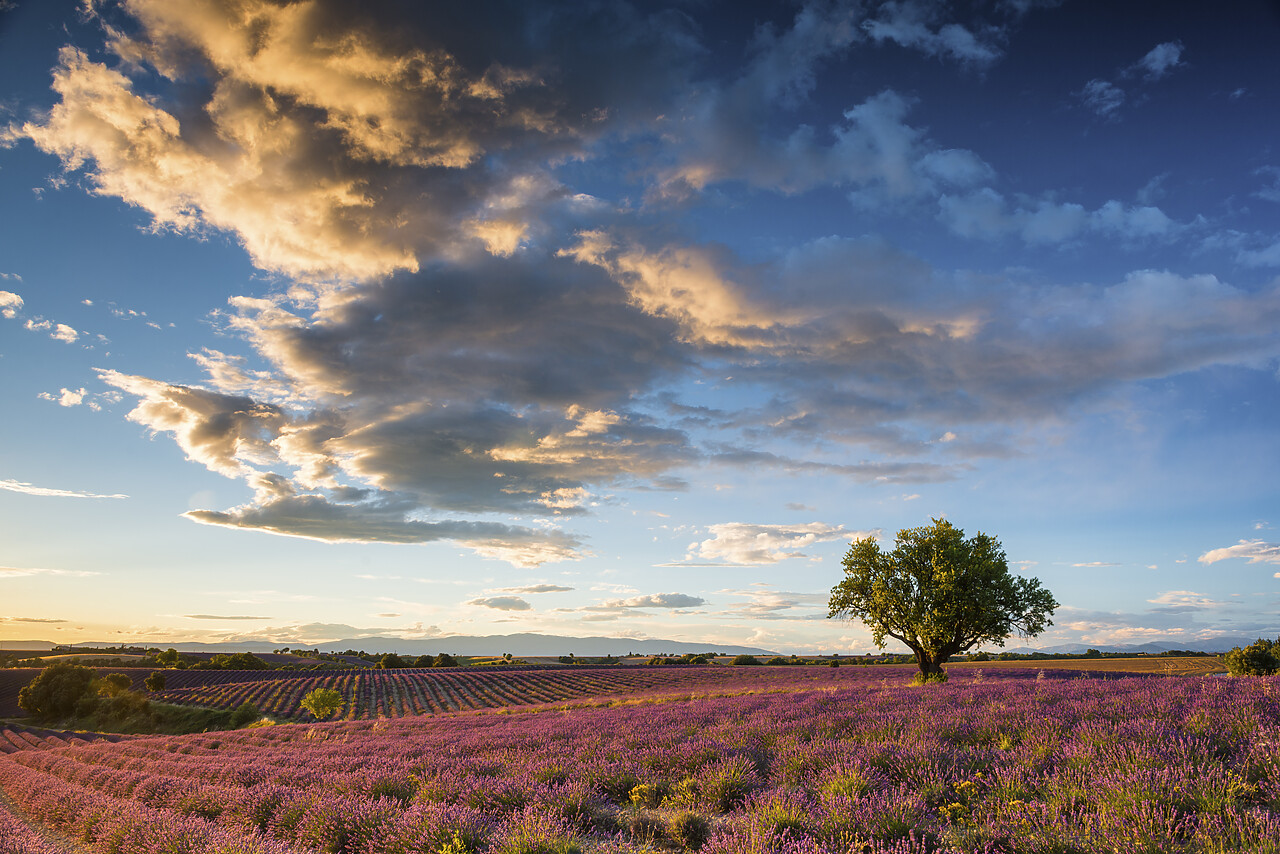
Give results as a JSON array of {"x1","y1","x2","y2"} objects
[{"x1": 1, "y1": 668, "x2": 1278, "y2": 854}]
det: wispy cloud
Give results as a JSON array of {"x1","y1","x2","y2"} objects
[
  {"x1": 183, "y1": 614, "x2": 273, "y2": 621},
  {"x1": 468, "y1": 597, "x2": 533, "y2": 612},
  {"x1": 0, "y1": 479, "x2": 127, "y2": 500},
  {"x1": 1199, "y1": 540, "x2": 1280, "y2": 565},
  {"x1": 1, "y1": 566, "x2": 100, "y2": 579}
]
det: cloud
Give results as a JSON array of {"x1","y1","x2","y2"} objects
[
  {"x1": 1198, "y1": 540, "x2": 1280, "y2": 566},
  {"x1": 183, "y1": 614, "x2": 272, "y2": 620},
  {"x1": 939, "y1": 191, "x2": 1180, "y2": 245},
  {"x1": 1072, "y1": 561, "x2": 1120, "y2": 568},
  {"x1": 862, "y1": 1, "x2": 1002, "y2": 66},
  {"x1": 0, "y1": 479, "x2": 127, "y2": 500},
  {"x1": 468, "y1": 596, "x2": 532, "y2": 612},
  {"x1": 1133, "y1": 41, "x2": 1184, "y2": 81},
  {"x1": 12, "y1": 1, "x2": 1280, "y2": 572},
  {"x1": 0, "y1": 290, "x2": 22, "y2": 319},
  {"x1": 719, "y1": 586, "x2": 830, "y2": 620},
  {"x1": 688, "y1": 522, "x2": 863, "y2": 565},
  {"x1": 1080, "y1": 79, "x2": 1125, "y2": 117},
  {"x1": 492, "y1": 584, "x2": 574, "y2": 594},
  {"x1": 0, "y1": 566, "x2": 100, "y2": 579},
  {"x1": 587, "y1": 592, "x2": 707, "y2": 611},
  {"x1": 38, "y1": 387, "x2": 86, "y2": 407},
  {"x1": 1, "y1": 616, "x2": 67, "y2": 624}
]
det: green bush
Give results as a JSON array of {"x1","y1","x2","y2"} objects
[
  {"x1": 99, "y1": 672, "x2": 132, "y2": 696},
  {"x1": 229, "y1": 701, "x2": 260, "y2": 728},
  {"x1": 1224, "y1": 638, "x2": 1279, "y2": 676},
  {"x1": 433, "y1": 653, "x2": 459, "y2": 667},
  {"x1": 668, "y1": 812, "x2": 710, "y2": 850},
  {"x1": 731, "y1": 655, "x2": 761, "y2": 666},
  {"x1": 17, "y1": 662, "x2": 97, "y2": 720},
  {"x1": 143, "y1": 670, "x2": 167, "y2": 691}
]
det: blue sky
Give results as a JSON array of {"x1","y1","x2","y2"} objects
[{"x1": 1, "y1": 0, "x2": 1278, "y2": 653}]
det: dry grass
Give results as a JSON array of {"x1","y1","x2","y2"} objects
[{"x1": 948, "y1": 656, "x2": 1227, "y2": 676}]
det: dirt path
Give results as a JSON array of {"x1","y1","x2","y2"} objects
[{"x1": 0, "y1": 780, "x2": 90, "y2": 854}]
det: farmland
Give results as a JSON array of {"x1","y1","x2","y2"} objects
[{"x1": 1, "y1": 666, "x2": 1278, "y2": 853}]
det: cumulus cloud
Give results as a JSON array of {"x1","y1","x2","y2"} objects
[
  {"x1": 11, "y1": 1, "x2": 1280, "y2": 572},
  {"x1": 689, "y1": 522, "x2": 863, "y2": 565},
  {"x1": 1199, "y1": 540, "x2": 1280, "y2": 565},
  {"x1": 0, "y1": 290, "x2": 22, "y2": 319},
  {"x1": 939, "y1": 191, "x2": 1180, "y2": 245},
  {"x1": 38, "y1": 387, "x2": 86, "y2": 407},
  {"x1": 468, "y1": 596, "x2": 533, "y2": 612},
  {"x1": 0, "y1": 479, "x2": 127, "y2": 500}
]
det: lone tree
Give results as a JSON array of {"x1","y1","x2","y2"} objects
[
  {"x1": 300, "y1": 687, "x2": 344, "y2": 720},
  {"x1": 829, "y1": 519, "x2": 1057, "y2": 683}
]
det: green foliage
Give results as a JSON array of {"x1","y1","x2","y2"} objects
[
  {"x1": 190, "y1": 651, "x2": 270, "y2": 670},
  {"x1": 731, "y1": 654, "x2": 761, "y2": 666},
  {"x1": 829, "y1": 518, "x2": 1057, "y2": 680},
  {"x1": 378, "y1": 653, "x2": 407, "y2": 669},
  {"x1": 17, "y1": 662, "x2": 97, "y2": 720},
  {"x1": 229, "y1": 701, "x2": 261, "y2": 728},
  {"x1": 99, "y1": 672, "x2": 132, "y2": 696},
  {"x1": 301, "y1": 687, "x2": 345, "y2": 720},
  {"x1": 144, "y1": 670, "x2": 167, "y2": 691},
  {"x1": 432, "y1": 652, "x2": 459, "y2": 667},
  {"x1": 1224, "y1": 638, "x2": 1279, "y2": 676},
  {"x1": 668, "y1": 812, "x2": 710, "y2": 850}
]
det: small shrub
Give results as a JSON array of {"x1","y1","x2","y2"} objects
[
  {"x1": 625, "y1": 813, "x2": 667, "y2": 845},
  {"x1": 669, "y1": 812, "x2": 711, "y2": 850},
  {"x1": 229, "y1": 701, "x2": 260, "y2": 729},
  {"x1": 143, "y1": 671, "x2": 166, "y2": 691},
  {"x1": 731, "y1": 655, "x2": 761, "y2": 666},
  {"x1": 910, "y1": 670, "x2": 948, "y2": 685},
  {"x1": 629, "y1": 782, "x2": 667, "y2": 808}
]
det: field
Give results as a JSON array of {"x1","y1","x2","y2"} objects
[
  {"x1": 1, "y1": 665, "x2": 1278, "y2": 854},
  {"x1": 950, "y1": 656, "x2": 1227, "y2": 677}
]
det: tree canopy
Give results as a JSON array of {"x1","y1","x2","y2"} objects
[
  {"x1": 828, "y1": 518, "x2": 1058, "y2": 682},
  {"x1": 300, "y1": 687, "x2": 344, "y2": 720},
  {"x1": 17, "y1": 662, "x2": 98, "y2": 720}
]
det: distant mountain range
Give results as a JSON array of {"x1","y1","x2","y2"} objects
[
  {"x1": 2, "y1": 634, "x2": 1268, "y2": 656},
  {"x1": 994, "y1": 638, "x2": 1261, "y2": 655},
  {"x1": 3, "y1": 633, "x2": 777, "y2": 657}
]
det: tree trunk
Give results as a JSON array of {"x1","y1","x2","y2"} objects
[{"x1": 914, "y1": 650, "x2": 947, "y2": 680}]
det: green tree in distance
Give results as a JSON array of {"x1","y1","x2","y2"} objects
[
  {"x1": 300, "y1": 687, "x2": 344, "y2": 720},
  {"x1": 829, "y1": 519, "x2": 1058, "y2": 683},
  {"x1": 1224, "y1": 638, "x2": 1279, "y2": 676},
  {"x1": 17, "y1": 662, "x2": 97, "y2": 720}
]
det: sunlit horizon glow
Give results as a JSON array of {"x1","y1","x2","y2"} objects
[{"x1": 1, "y1": 0, "x2": 1278, "y2": 653}]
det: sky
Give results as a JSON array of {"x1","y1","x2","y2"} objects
[{"x1": 1, "y1": 0, "x2": 1279, "y2": 654}]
